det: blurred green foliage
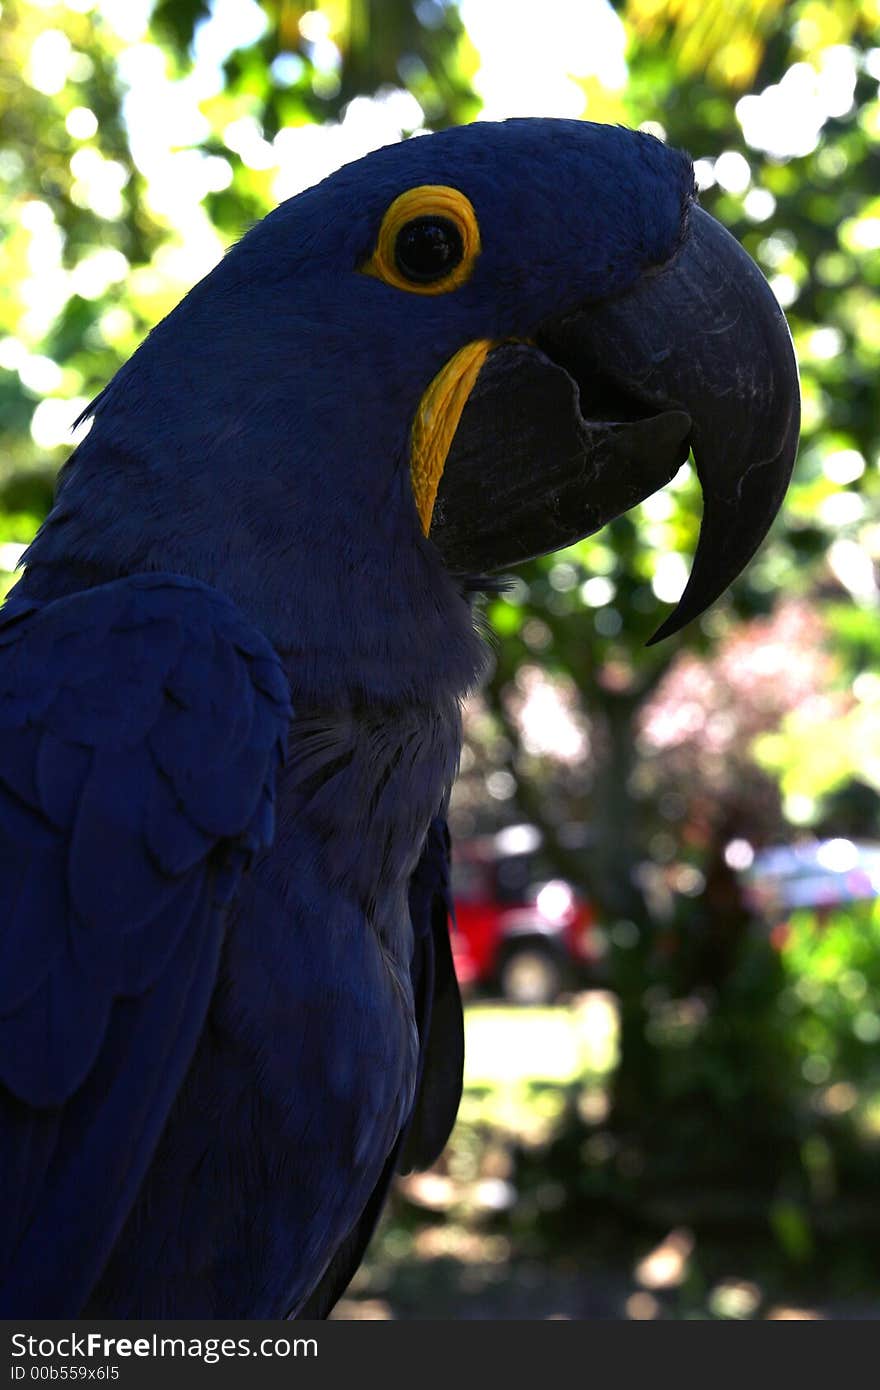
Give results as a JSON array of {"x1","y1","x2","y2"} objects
[{"x1": 359, "y1": 904, "x2": 880, "y2": 1318}]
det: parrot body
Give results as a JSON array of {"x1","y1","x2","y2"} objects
[
  {"x1": 87, "y1": 690, "x2": 469, "y2": 1317},
  {"x1": 0, "y1": 566, "x2": 478, "y2": 1319},
  {"x1": 0, "y1": 119, "x2": 798, "y2": 1316}
]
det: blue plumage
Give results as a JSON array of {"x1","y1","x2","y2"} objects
[
  {"x1": 0, "y1": 575, "x2": 289, "y2": 1314},
  {"x1": 0, "y1": 116, "x2": 792, "y2": 1316},
  {"x1": 0, "y1": 118, "x2": 691, "y2": 1316},
  {"x1": 0, "y1": 568, "x2": 475, "y2": 1315}
]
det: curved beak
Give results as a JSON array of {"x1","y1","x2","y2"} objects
[{"x1": 431, "y1": 204, "x2": 800, "y2": 642}]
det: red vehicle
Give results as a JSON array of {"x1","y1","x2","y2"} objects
[{"x1": 449, "y1": 824, "x2": 601, "y2": 1004}]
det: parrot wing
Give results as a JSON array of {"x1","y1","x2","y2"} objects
[
  {"x1": 0, "y1": 573, "x2": 291, "y2": 1316},
  {"x1": 398, "y1": 816, "x2": 465, "y2": 1174},
  {"x1": 296, "y1": 816, "x2": 463, "y2": 1318}
]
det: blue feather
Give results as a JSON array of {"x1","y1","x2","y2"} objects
[
  {"x1": 0, "y1": 574, "x2": 290, "y2": 1313},
  {"x1": 0, "y1": 118, "x2": 697, "y2": 1315}
]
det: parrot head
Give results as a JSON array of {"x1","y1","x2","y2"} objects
[
  {"x1": 335, "y1": 118, "x2": 798, "y2": 644},
  {"x1": 32, "y1": 118, "x2": 798, "y2": 668}
]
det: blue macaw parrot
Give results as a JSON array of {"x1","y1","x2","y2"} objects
[{"x1": 0, "y1": 118, "x2": 798, "y2": 1318}]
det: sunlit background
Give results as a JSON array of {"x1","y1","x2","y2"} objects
[{"x1": 3, "y1": 0, "x2": 880, "y2": 1320}]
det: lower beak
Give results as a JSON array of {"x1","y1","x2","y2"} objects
[{"x1": 429, "y1": 205, "x2": 800, "y2": 642}]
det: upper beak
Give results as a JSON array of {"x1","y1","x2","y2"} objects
[{"x1": 429, "y1": 204, "x2": 800, "y2": 642}]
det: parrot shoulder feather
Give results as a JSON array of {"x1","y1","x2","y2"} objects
[{"x1": 0, "y1": 572, "x2": 291, "y2": 1316}]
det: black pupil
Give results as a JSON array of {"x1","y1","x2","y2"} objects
[{"x1": 395, "y1": 216, "x2": 464, "y2": 283}]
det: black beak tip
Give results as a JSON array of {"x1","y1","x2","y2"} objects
[
  {"x1": 646, "y1": 413, "x2": 800, "y2": 646},
  {"x1": 640, "y1": 207, "x2": 801, "y2": 646}
]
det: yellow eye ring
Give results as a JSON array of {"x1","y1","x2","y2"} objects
[{"x1": 363, "y1": 185, "x2": 481, "y2": 295}]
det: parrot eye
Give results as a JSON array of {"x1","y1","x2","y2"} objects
[
  {"x1": 395, "y1": 217, "x2": 464, "y2": 285},
  {"x1": 363, "y1": 184, "x2": 481, "y2": 295}
]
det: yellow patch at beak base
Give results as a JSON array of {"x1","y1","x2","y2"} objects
[{"x1": 411, "y1": 339, "x2": 494, "y2": 535}]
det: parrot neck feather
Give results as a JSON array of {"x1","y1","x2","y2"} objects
[
  {"x1": 20, "y1": 435, "x2": 489, "y2": 709},
  {"x1": 275, "y1": 698, "x2": 461, "y2": 956}
]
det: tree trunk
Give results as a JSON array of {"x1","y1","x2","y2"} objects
[
  {"x1": 482, "y1": 633, "x2": 666, "y2": 1138},
  {"x1": 588, "y1": 690, "x2": 658, "y2": 1137}
]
